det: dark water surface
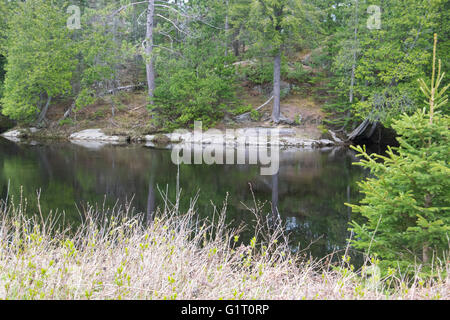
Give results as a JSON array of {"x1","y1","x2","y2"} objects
[{"x1": 0, "y1": 137, "x2": 367, "y2": 259}]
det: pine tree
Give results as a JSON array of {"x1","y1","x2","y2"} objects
[
  {"x1": 329, "y1": 0, "x2": 444, "y2": 129},
  {"x1": 247, "y1": 0, "x2": 316, "y2": 123},
  {"x1": 348, "y1": 34, "x2": 449, "y2": 275}
]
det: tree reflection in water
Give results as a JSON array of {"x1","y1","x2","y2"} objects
[{"x1": 0, "y1": 138, "x2": 367, "y2": 260}]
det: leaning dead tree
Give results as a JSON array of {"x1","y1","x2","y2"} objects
[{"x1": 347, "y1": 117, "x2": 378, "y2": 141}]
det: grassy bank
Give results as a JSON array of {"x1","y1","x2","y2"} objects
[{"x1": 0, "y1": 196, "x2": 448, "y2": 300}]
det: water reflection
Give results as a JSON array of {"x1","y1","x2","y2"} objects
[{"x1": 0, "y1": 137, "x2": 366, "y2": 259}]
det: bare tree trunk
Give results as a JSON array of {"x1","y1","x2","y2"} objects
[
  {"x1": 224, "y1": 0, "x2": 229, "y2": 57},
  {"x1": 111, "y1": 14, "x2": 119, "y2": 118},
  {"x1": 345, "y1": 0, "x2": 359, "y2": 132},
  {"x1": 132, "y1": 2, "x2": 140, "y2": 84},
  {"x1": 146, "y1": 0, "x2": 156, "y2": 102},
  {"x1": 271, "y1": 3, "x2": 284, "y2": 123},
  {"x1": 349, "y1": 53, "x2": 356, "y2": 104},
  {"x1": 272, "y1": 48, "x2": 281, "y2": 123},
  {"x1": 37, "y1": 95, "x2": 52, "y2": 125},
  {"x1": 349, "y1": 0, "x2": 358, "y2": 105}
]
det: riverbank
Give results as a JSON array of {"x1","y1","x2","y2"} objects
[
  {"x1": 1, "y1": 126, "x2": 345, "y2": 148},
  {"x1": 0, "y1": 198, "x2": 447, "y2": 300},
  {"x1": 0, "y1": 89, "x2": 347, "y2": 148},
  {"x1": 1, "y1": 124, "x2": 346, "y2": 150}
]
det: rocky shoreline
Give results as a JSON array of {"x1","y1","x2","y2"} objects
[{"x1": 1, "y1": 127, "x2": 346, "y2": 148}]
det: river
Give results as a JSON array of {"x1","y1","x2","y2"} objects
[{"x1": 0, "y1": 137, "x2": 367, "y2": 260}]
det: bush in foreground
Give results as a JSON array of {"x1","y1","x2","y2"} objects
[{"x1": 0, "y1": 196, "x2": 448, "y2": 300}]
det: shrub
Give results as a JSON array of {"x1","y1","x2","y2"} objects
[
  {"x1": 230, "y1": 104, "x2": 253, "y2": 116},
  {"x1": 152, "y1": 61, "x2": 236, "y2": 130},
  {"x1": 250, "y1": 109, "x2": 261, "y2": 121}
]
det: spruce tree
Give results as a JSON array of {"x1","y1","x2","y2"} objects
[{"x1": 348, "y1": 34, "x2": 449, "y2": 275}]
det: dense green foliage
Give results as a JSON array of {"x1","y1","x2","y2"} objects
[
  {"x1": 348, "y1": 38, "x2": 449, "y2": 275},
  {"x1": 151, "y1": 13, "x2": 238, "y2": 129},
  {"x1": 319, "y1": 0, "x2": 449, "y2": 129},
  {"x1": 1, "y1": 1, "x2": 76, "y2": 121},
  {"x1": 247, "y1": 0, "x2": 314, "y2": 54},
  {"x1": 153, "y1": 63, "x2": 236, "y2": 129},
  {"x1": 0, "y1": 0, "x2": 447, "y2": 129}
]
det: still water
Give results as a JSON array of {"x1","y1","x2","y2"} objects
[{"x1": 0, "y1": 137, "x2": 367, "y2": 259}]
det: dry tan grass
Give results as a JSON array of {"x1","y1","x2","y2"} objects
[{"x1": 0, "y1": 194, "x2": 448, "y2": 300}]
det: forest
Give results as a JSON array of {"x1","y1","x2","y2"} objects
[
  {"x1": 0, "y1": 0, "x2": 447, "y2": 132},
  {"x1": 0, "y1": 0, "x2": 448, "y2": 301}
]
